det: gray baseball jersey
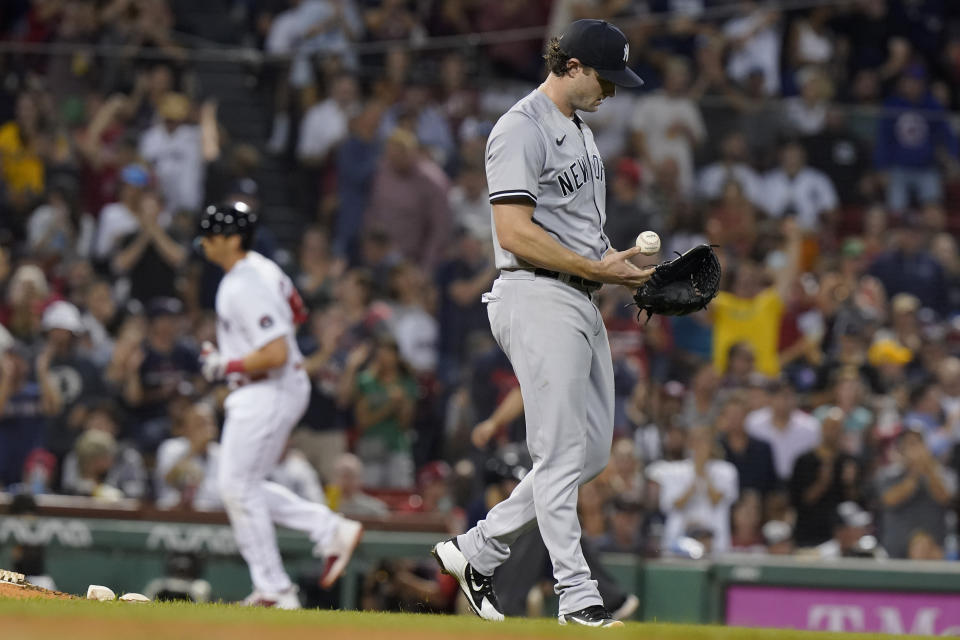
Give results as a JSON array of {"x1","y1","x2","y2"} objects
[{"x1": 486, "y1": 90, "x2": 612, "y2": 269}]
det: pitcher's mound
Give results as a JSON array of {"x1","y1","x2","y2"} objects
[{"x1": 0, "y1": 572, "x2": 75, "y2": 601}]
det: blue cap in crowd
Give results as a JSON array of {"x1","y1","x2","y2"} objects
[{"x1": 121, "y1": 164, "x2": 150, "y2": 188}]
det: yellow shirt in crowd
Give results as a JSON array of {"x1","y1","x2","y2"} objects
[
  {"x1": 711, "y1": 288, "x2": 784, "y2": 377},
  {"x1": 0, "y1": 121, "x2": 44, "y2": 198}
]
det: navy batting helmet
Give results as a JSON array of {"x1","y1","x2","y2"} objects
[{"x1": 197, "y1": 201, "x2": 258, "y2": 239}]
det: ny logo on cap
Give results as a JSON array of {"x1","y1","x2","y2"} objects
[{"x1": 623, "y1": 44, "x2": 629, "y2": 63}]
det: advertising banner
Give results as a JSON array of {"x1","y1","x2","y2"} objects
[{"x1": 726, "y1": 585, "x2": 960, "y2": 636}]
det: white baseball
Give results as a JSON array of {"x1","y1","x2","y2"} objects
[{"x1": 635, "y1": 231, "x2": 661, "y2": 255}]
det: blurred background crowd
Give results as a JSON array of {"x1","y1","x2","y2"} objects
[{"x1": 1, "y1": 0, "x2": 960, "y2": 608}]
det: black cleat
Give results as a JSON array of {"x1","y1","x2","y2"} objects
[
  {"x1": 431, "y1": 538, "x2": 504, "y2": 621},
  {"x1": 559, "y1": 604, "x2": 625, "y2": 628}
]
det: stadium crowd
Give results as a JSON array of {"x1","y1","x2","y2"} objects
[{"x1": 1, "y1": 1, "x2": 960, "y2": 600}]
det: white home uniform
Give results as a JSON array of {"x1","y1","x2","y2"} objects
[
  {"x1": 215, "y1": 251, "x2": 341, "y2": 596},
  {"x1": 456, "y1": 88, "x2": 616, "y2": 615}
]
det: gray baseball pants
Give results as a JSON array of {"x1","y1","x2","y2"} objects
[{"x1": 457, "y1": 270, "x2": 615, "y2": 614}]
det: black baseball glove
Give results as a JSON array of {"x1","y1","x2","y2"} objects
[{"x1": 633, "y1": 244, "x2": 721, "y2": 322}]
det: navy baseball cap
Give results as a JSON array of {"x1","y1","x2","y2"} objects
[{"x1": 558, "y1": 19, "x2": 643, "y2": 88}]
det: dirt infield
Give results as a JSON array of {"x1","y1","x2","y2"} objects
[
  {"x1": 0, "y1": 581, "x2": 76, "y2": 601},
  {"x1": 0, "y1": 618, "x2": 532, "y2": 640}
]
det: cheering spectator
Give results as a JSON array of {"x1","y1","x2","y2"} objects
[
  {"x1": 26, "y1": 178, "x2": 80, "y2": 261},
  {"x1": 868, "y1": 222, "x2": 946, "y2": 316},
  {"x1": 730, "y1": 490, "x2": 765, "y2": 552},
  {"x1": 595, "y1": 494, "x2": 645, "y2": 554},
  {"x1": 680, "y1": 363, "x2": 720, "y2": 429},
  {"x1": 878, "y1": 428, "x2": 957, "y2": 558},
  {"x1": 387, "y1": 262, "x2": 438, "y2": 375},
  {"x1": 705, "y1": 179, "x2": 759, "y2": 259},
  {"x1": 448, "y1": 163, "x2": 491, "y2": 245},
  {"x1": 746, "y1": 379, "x2": 821, "y2": 482},
  {"x1": 874, "y1": 65, "x2": 959, "y2": 213},
  {"x1": 38, "y1": 301, "x2": 108, "y2": 459},
  {"x1": 294, "y1": 307, "x2": 352, "y2": 481},
  {"x1": 434, "y1": 230, "x2": 497, "y2": 385},
  {"x1": 297, "y1": 75, "x2": 361, "y2": 167},
  {"x1": 938, "y1": 358, "x2": 960, "y2": 420},
  {"x1": 379, "y1": 79, "x2": 456, "y2": 169},
  {"x1": 155, "y1": 402, "x2": 221, "y2": 510},
  {"x1": 61, "y1": 401, "x2": 147, "y2": 499},
  {"x1": 3, "y1": 264, "x2": 52, "y2": 342},
  {"x1": 294, "y1": 226, "x2": 343, "y2": 310},
  {"x1": 93, "y1": 164, "x2": 151, "y2": 262},
  {"x1": 139, "y1": 93, "x2": 217, "y2": 213},
  {"x1": 605, "y1": 158, "x2": 652, "y2": 252},
  {"x1": 0, "y1": 342, "x2": 61, "y2": 490},
  {"x1": 110, "y1": 190, "x2": 187, "y2": 304},
  {"x1": 630, "y1": 56, "x2": 706, "y2": 197},
  {"x1": 723, "y1": 1, "x2": 782, "y2": 96},
  {"x1": 647, "y1": 426, "x2": 739, "y2": 554},
  {"x1": 782, "y1": 67, "x2": 832, "y2": 137},
  {"x1": 334, "y1": 104, "x2": 385, "y2": 258},
  {"x1": 762, "y1": 520, "x2": 795, "y2": 555},
  {"x1": 903, "y1": 383, "x2": 951, "y2": 460},
  {"x1": 349, "y1": 335, "x2": 418, "y2": 488},
  {"x1": 786, "y1": 7, "x2": 834, "y2": 71},
  {"x1": 0, "y1": 93, "x2": 49, "y2": 225},
  {"x1": 789, "y1": 408, "x2": 861, "y2": 547},
  {"x1": 809, "y1": 501, "x2": 877, "y2": 558},
  {"x1": 813, "y1": 368, "x2": 874, "y2": 456},
  {"x1": 711, "y1": 218, "x2": 802, "y2": 378},
  {"x1": 717, "y1": 391, "x2": 777, "y2": 497},
  {"x1": 328, "y1": 453, "x2": 389, "y2": 517},
  {"x1": 930, "y1": 233, "x2": 960, "y2": 313},
  {"x1": 78, "y1": 279, "x2": 121, "y2": 368},
  {"x1": 62, "y1": 429, "x2": 124, "y2": 500},
  {"x1": 803, "y1": 108, "x2": 876, "y2": 206},
  {"x1": 762, "y1": 141, "x2": 839, "y2": 231},
  {"x1": 362, "y1": 128, "x2": 452, "y2": 270},
  {"x1": 697, "y1": 132, "x2": 764, "y2": 209},
  {"x1": 121, "y1": 297, "x2": 200, "y2": 452}
]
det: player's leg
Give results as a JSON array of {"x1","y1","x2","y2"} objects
[
  {"x1": 258, "y1": 375, "x2": 363, "y2": 588},
  {"x1": 217, "y1": 390, "x2": 295, "y2": 597},
  {"x1": 262, "y1": 481, "x2": 340, "y2": 547},
  {"x1": 455, "y1": 277, "x2": 541, "y2": 572},
  {"x1": 523, "y1": 313, "x2": 601, "y2": 615},
  {"x1": 582, "y1": 324, "x2": 616, "y2": 485},
  {"x1": 465, "y1": 278, "x2": 602, "y2": 613}
]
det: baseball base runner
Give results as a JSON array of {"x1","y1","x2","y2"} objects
[{"x1": 197, "y1": 201, "x2": 363, "y2": 609}]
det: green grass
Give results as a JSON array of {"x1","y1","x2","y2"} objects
[{"x1": 0, "y1": 599, "x2": 932, "y2": 640}]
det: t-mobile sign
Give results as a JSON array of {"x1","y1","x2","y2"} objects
[{"x1": 726, "y1": 585, "x2": 960, "y2": 636}]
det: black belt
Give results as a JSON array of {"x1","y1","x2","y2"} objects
[{"x1": 506, "y1": 268, "x2": 603, "y2": 296}]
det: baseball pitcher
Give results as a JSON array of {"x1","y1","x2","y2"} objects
[{"x1": 432, "y1": 20, "x2": 652, "y2": 627}]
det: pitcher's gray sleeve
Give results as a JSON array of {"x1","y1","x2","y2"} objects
[{"x1": 486, "y1": 112, "x2": 545, "y2": 206}]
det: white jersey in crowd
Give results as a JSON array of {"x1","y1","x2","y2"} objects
[
  {"x1": 647, "y1": 458, "x2": 739, "y2": 554},
  {"x1": 215, "y1": 251, "x2": 304, "y2": 382},
  {"x1": 139, "y1": 122, "x2": 205, "y2": 212}
]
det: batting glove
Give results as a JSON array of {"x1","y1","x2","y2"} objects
[
  {"x1": 199, "y1": 342, "x2": 226, "y2": 382},
  {"x1": 199, "y1": 341, "x2": 246, "y2": 382}
]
